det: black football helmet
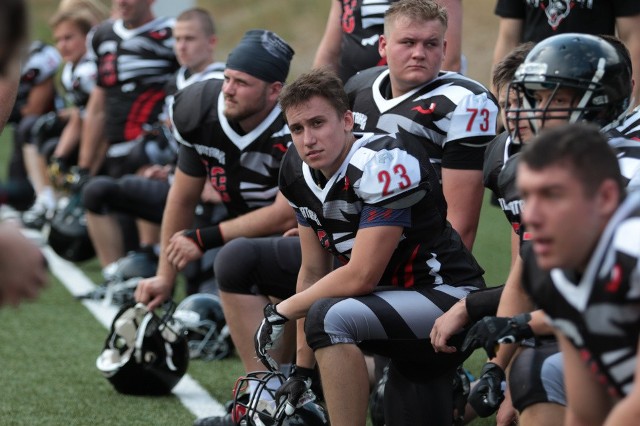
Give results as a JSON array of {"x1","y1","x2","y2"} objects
[
  {"x1": 173, "y1": 294, "x2": 234, "y2": 361},
  {"x1": 506, "y1": 33, "x2": 632, "y2": 142},
  {"x1": 231, "y1": 371, "x2": 329, "y2": 426},
  {"x1": 47, "y1": 193, "x2": 95, "y2": 262},
  {"x1": 96, "y1": 302, "x2": 189, "y2": 395}
]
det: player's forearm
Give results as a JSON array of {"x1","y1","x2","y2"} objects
[{"x1": 219, "y1": 202, "x2": 296, "y2": 241}]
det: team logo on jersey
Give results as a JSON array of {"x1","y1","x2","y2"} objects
[
  {"x1": 412, "y1": 103, "x2": 436, "y2": 115},
  {"x1": 525, "y1": 1, "x2": 594, "y2": 30},
  {"x1": 604, "y1": 264, "x2": 623, "y2": 293}
]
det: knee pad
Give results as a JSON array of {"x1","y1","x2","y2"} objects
[
  {"x1": 81, "y1": 176, "x2": 119, "y2": 213},
  {"x1": 509, "y1": 340, "x2": 563, "y2": 412}
]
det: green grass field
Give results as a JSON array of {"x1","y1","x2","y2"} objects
[{"x1": 0, "y1": 1, "x2": 508, "y2": 424}]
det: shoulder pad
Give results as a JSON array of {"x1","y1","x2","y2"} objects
[
  {"x1": 171, "y1": 79, "x2": 220, "y2": 138},
  {"x1": 352, "y1": 140, "x2": 424, "y2": 208}
]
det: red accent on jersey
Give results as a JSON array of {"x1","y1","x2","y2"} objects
[
  {"x1": 412, "y1": 103, "x2": 436, "y2": 115},
  {"x1": 512, "y1": 222, "x2": 521, "y2": 233},
  {"x1": 367, "y1": 210, "x2": 377, "y2": 222},
  {"x1": 402, "y1": 244, "x2": 420, "y2": 288},
  {"x1": 605, "y1": 264, "x2": 622, "y2": 293},
  {"x1": 343, "y1": 176, "x2": 350, "y2": 191},
  {"x1": 273, "y1": 143, "x2": 288, "y2": 153},
  {"x1": 383, "y1": 209, "x2": 393, "y2": 219},
  {"x1": 123, "y1": 88, "x2": 166, "y2": 141},
  {"x1": 522, "y1": 232, "x2": 532, "y2": 241},
  {"x1": 341, "y1": 0, "x2": 357, "y2": 33}
]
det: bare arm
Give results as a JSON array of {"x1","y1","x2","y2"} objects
[
  {"x1": 313, "y1": 0, "x2": 343, "y2": 73},
  {"x1": 277, "y1": 224, "x2": 404, "y2": 320},
  {"x1": 218, "y1": 191, "x2": 297, "y2": 241},
  {"x1": 557, "y1": 333, "x2": 614, "y2": 426},
  {"x1": 78, "y1": 86, "x2": 108, "y2": 173},
  {"x1": 442, "y1": 167, "x2": 484, "y2": 250},
  {"x1": 135, "y1": 169, "x2": 204, "y2": 310},
  {"x1": 491, "y1": 18, "x2": 523, "y2": 94},
  {"x1": 294, "y1": 224, "x2": 335, "y2": 369},
  {"x1": 438, "y1": 0, "x2": 463, "y2": 72},
  {"x1": 616, "y1": 15, "x2": 640, "y2": 108},
  {"x1": 21, "y1": 78, "x2": 55, "y2": 117}
]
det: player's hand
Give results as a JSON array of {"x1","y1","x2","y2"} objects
[
  {"x1": 166, "y1": 231, "x2": 204, "y2": 270},
  {"x1": 468, "y1": 362, "x2": 505, "y2": 418},
  {"x1": 0, "y1": 224, "x2": 48, "y2": 306},
  {"x1": 461, "y1": 313, "x2": 533, "y2": 358},
  {"x1": 275, "y1": 366, "x2": 315, "y2": 418},
  {"x1": 134, "y1": 275, "x2": 172, "y2": 311},
  {"x1": 65, "y1": 166, "x2": 91, "y2": 193},
  {"x1": 430, "y1": 298, "x2": 469, "y2": 353},
  {"x1": 254, "y1": 303, "x2": 289, "y2": 371}
]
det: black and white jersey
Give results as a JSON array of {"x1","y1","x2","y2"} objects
[
  {"x1": 346, "y1": 67, "x2": 498, "y2": 178},
  {"x1": 483, "y1": 132, "x2": 527, "y2": 243},
  {"x1": 89, "y1": 17, "x2": 179, "y2": 143},
  {"x1": 60, "y1": 53, "x2": 97, "y2": 109},
  {"x1": 171, "y1": 79, "x2": 291, "y2": 218},
  {"x1": 618, "y1": 107, "x2": 640, "y2": 140},
  {"x1": 485, "y1": 130, "x2": 640, "y2": 251},
  {"x1": 14, "y1": 41, "x2": 62, "y2": 112},
  {"x1": 337, "y1": 0, "x2": 398, "y2": 82},
  {"x1": 522, "y1": 191, "x2": 640, "y2": 398},
  {"x1": 279, "y1": 132, "x2": 485, "y2": 288}
]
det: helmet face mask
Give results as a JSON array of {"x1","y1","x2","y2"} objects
[
  {"x1": 96, "y1": 302, "x2": 189, "y2": 395},
  {"x1": 230, "y1": 371, "x2": 329, "y2": 426},
  {"x1": 173, "y1": 294, "x2": 234, "y2": 361},
  {"x1": 505, "y1": 33, "x2": 632, "y2": 143}
]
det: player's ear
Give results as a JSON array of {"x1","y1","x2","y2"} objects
[
  {"x1": 378, "y1": 35, "x2": 388, "y2": 60},
  {"x1": 595, "y1": 178, "x2": 621, "y2": 218},
  {"x1": 344, "y1": 110, "x2": 354, "y2": 132}
]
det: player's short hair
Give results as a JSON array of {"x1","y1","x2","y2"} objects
[
  {"x1": 492, "y1": 42, "x2": 534, "y2": 97},
  {"x1": 57, "y1": 0, "x2": 109, "y2": 26},
  {"x1": 177, "y1": 8, "x2": 216, "y2": 37},
  {"x1": 520, "y1": 122, "x2": 624, "y2": 197},
  {"x1": 384, "y1": 0, "x2": 448, "y2": 35},
  {"x1": 279, "y1": 68, "x2": 350, "y2": 119},
  {"x1": 49, "y1": 9, "x2": 96, "y2": 36},
  {"x1": 0, "y1": 0, "x2": 27, "y2": 76}
]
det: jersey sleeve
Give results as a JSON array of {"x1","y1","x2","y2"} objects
[
  {"x1": 494, "y1": 0, "x2": 525, "y2": 18},
  {"x1": 613, "y1": 0, "x2": 640, "y2": 16},
  {"x1": 170, "y1": 79, "x2": 216, "y2": 148},
  {"x1": 443, "y1": 91, "x2": 498, "y2": 169},
  {"x1": 176, "y1": 144, "x2": 207, "y2": 177},
  {"x1": 75, "y1": 60, "x2": 98, "y2": 98},
  {"x1": 23, "y1": 44, "x2": 62, "y2": 84},
  {"x1": 352, "y1": 145, "x2": 426, "y2": 209}
]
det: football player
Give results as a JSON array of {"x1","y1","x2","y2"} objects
[
  {"x1": 518, "y1": 122, "x2": 640, "y2": 425},
  {"x1": 255, "y1": 67, "x2": 486, "y2": 426},
  {"x1": 345, "y1": 0, "x2": 498, "y2": 251}
]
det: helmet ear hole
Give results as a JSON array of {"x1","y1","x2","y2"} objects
[
  {"x1": 96, "y1": 302, "x2": 189, "y2": 395},
  {"x1": 173, "y1": 294, "x2": 234, "y2": 360}
]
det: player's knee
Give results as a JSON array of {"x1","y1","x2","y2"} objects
[
  {"x1": 215, "y1": 238, "x2": 258, "y2": 294},
  {"x1": 305, "y1": 298, "x2": 350, "y2": 351},
  {"x1": 82, "y1": 176, "x2": 118, "y2": 214}
]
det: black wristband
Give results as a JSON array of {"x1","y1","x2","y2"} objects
[
  {"x1": 183, "y1": 225, "x2": 224, "y2": 252},
  {"x1": 292, "y1": 365, "x2": 315, "y2": 379},
  {"x1": 466, "y1": 285, "x2": 505, "y2": 323}
]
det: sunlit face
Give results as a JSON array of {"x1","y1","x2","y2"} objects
[
  {"x1": 53, "y1": 20, "x2": 87, "y2": 65},
  {"x1": 115, "y1": 0, "x2": 153, "y2": 28},
  {"x1": 285, "y1": 95, "x2": 354, "y2": 178},
  {"x1": 518, "y1": 162, "x2": 609, "y2": 272},
  {"x1": 532, "y1": 87, "x2": 579, "y2": 131},
  {"x1": 173, "y1": 19, "x2": 215, "y2": 72},
  {"x1": 222, "y1": 68, "x2": 275, "y2": 123},
  {"x1": 378, "y1": 16, "x2": 446, "y2": 97},
  {"x1": 500, "y1": 86, "x2": 534, "y2": 143}
]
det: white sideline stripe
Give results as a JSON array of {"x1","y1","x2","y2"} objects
[{"x1": 41, "y1": 245, "x2": 226, "y2": 419}]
